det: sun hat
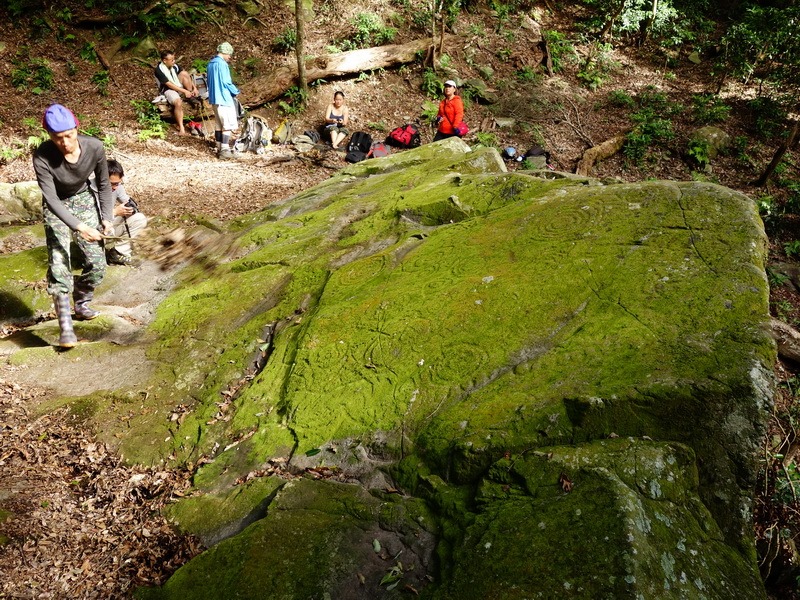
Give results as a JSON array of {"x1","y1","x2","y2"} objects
[
  {"x1": 42, "y1": 104, "x2": 79, "y2": 133},
  {"x1": 444, "y1": 80, "x2": 457, "y2": 87},
  {"x1": 217, "y1": 42, "x2": 234, "y2": 55}
]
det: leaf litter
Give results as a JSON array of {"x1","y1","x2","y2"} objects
[{"x1": 0, "y1": 377, "x2": 202, "y2": 598}]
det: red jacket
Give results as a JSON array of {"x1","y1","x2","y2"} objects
[{"x1": 437, "y1": 95, "x2": 464, "y2": 134}]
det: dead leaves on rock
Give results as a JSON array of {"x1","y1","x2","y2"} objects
[{"x1": 133, "y1": 227, "x2": 239, "y2": 273}]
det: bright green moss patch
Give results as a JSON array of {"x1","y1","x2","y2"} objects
[{"x1": 166, "y1": 476, "x2": 285, "y2": 544}]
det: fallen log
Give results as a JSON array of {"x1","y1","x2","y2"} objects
[
  {"x1": 243, "y1": 36, "x2": 450, "y2": 108},
  {"x1": 772, "y1": 317, "x2": 800, "y2": 364},
  {"x1": 575, "y1": 132, "x2": 627, "y2": 176}
]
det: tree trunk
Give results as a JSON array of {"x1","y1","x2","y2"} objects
[
  {"x1": 295, "y1": 0, "x2": 308, "y2": 98},
  {"x1": 244, "y1": 37, "x2": 447, "y2": 108},
  {"x1": 600, "y1": 0, "x2": 626, "y2": 41},
  {"x1": 752, "y1": 118, "x2": 800, "y2": 186}
]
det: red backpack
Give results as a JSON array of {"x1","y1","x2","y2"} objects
[
  {"x1": 367, "y1": 141, "x2": 390, "y2": 158},
  {"x1": 386, "y1": 123, "x2": 421, "y2": 148}
]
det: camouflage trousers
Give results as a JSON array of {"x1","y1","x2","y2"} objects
[{"x1": 43, "y1": 190, "x2": 106, "y2": 296}]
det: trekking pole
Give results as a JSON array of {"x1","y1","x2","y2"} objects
[{"x1": 198, "y1": 97, "x2": 212, "y2": 140}]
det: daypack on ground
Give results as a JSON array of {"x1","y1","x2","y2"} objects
[
  {"x1": 273, "y1": 119, "x2": 293, "y2": 144},
  {"x1": 303, "y1": 129, "x2": 321, "y2": 144},
  {"x1": 386, "y1": 123, "x2": 421, "y2": 148},
  {"x1": 525, "y1": 146, "x2": 551, "y2": 163},
  {"x1": 235, "y1": 115, "x2": 272, "y2": 154},
  {"x1": 348, "y1": 131, "x2": 373, "y2": 154},
  {"x1": 367, "y1": 141, "x2": 390, "y2": 159},
  {"x1": 345, "y1": 150, "x2": 367, "y2": 163}
]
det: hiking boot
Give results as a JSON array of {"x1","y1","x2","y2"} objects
[
  {"x1": 106, "y1": 248, "x2": 134, "y2": 266},
  {"x1": 73, "y1": 284, "x2": 100, "y2": 321},
  {"x1": 53, "y1": 294, "x2": 77, "y2": 348}
]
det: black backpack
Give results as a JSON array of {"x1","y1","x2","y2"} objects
[
  {"x1": 386, "y1": 123, "x2": 421, "y2": 148},
  {"x1": 348, "y1": 131, "x2": 373, "y2": 153},
  {"x1": 303, "y1": 129, "x2": 321, "y2": 144},
  {"x1": 345, "y1": 150, "x2": 367, "y2": 163}
]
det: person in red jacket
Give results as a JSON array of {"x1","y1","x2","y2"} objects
[{"x1": 434, "y1": 80, "x2": 465, "y2": 142}]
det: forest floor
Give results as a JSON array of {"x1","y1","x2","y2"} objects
[{"x1": 1, "y1": 1, "x2": 799, "y2": 597}]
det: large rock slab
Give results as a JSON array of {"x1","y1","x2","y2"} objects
[{"x1": 5, "y1": 139, "x2": 772, "y2": 598}]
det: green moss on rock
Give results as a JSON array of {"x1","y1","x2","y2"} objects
[{"x1": 137, "y1": 479, "x2": 436, "y2": 599}]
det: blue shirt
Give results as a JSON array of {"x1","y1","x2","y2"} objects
[{"x1": 207, "y1": 54, "x2": 239, "y2": 107}]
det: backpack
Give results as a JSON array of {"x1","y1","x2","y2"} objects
[
  {"x1": 234, "y1": 115, "x2": 272, "y2": 153},
  {"x1": 234, "y1": 97, "x2": 246, "y2": 121},
  {"x1": 291, "y1": 134, "x2": 316, "y2": 153},
  {"x1": 303, "y1": 129, "x2": 321, "y2": 144},
  {"x1": 386, "y1": 123, "x2": 421, "y2": 148},
  {"x1": 524, "y1": 146, "x2": 551, "y2": 162},
  {"x1": 367, "y1": 141, "x2": 390, "y2": 159},
  {"x1": 348, "y1": 131, "x2": 373, "y2": 154},
  {"x1": 273, "y1": 119, "x2": 293, "y2": 144},
  {"x1": 345, "y1": 150, "x2": 367, "y2": 163}
]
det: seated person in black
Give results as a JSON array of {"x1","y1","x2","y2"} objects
[
  {"x1": 154, "y1": 50, "x2": 200, "y2": 136},
  {"x1": 323, "y1": 91, "x2": 350, "y2": 149}
]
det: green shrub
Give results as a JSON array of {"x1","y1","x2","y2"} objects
[
  {"x1": 243, "y1": 57, "x2": 263, "y2": 77},
  {"x1": 421, "y1": 100, "x2": 439, "y2": 123},
  {"x1": 0, "y1": 140, "x2": 28, "y2": 165},
  {"x1": 191, "y1": 59, "x2": 208, "y2": 74},
  {"x1": 131, "y1": 99, "x2": 168, "y2": 141},
  {"x1": 577, "y1": 42, "x2": 618, "y2": 91},
  {"x1": 543, "y1": 30, "x2": 576, "y2": 73},
  {"x1": 748, "y1": 96, "x2": 788, "y2": 139},
  {"x1": 91, "y1": 70, "x2": 110, "y2": 96},
  {"x1": 80, "y1": 42, "x2": 98, "y2": 63},
  {"x1": 22, "y1": 117, "x2": 49, "y2": 149},
  {"x1": 687, "y1": 138, "x2": 711, "y2": 168},
  {"x1": 411, "y1": 9, "x2": 434, "y2": 32},
  {"x1": 516, "y1": 67, "x2": 540, "y2": 82},
  {"x1": 608, "y1": 89, "x2": 635, "y2": 107},
  {"x1": 474, "y1": 132, "x2": 498, "y2": 147},
  {"x1": 278, "y1": 86, "x2": 307, "y2": 116},
  {"x1": 421, "y1": 68, "x2": 442, "y2": 98},
  {"x1": 757, "y1": 195, "x2": 776, "y2": 220},
  {"x1": 691, "y1": 94, "x2": 731, "y2": 124},
  {"x1": 274, "y1": 26, "x2": 296, "y2": 54},
  {"x1": 10, "y1": 54, "x2": 54, "y2": 95},
  {"x1": 139, "y1": 1, "x2": 210, "y2": 32},
  {"x1": 339, "y1": 13, "x2": 397, "y2": 50},
  {"x1": 784, "y1": 240, "x2": 800, "y2": 259}
]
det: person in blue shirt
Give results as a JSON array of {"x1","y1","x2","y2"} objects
[{"x1": 207, "y1": 42, "x2": 241, "y2": 159}]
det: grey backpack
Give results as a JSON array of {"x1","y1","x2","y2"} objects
[{"x1": 234, "y1": 115, "x2": 272, "y2": 154}]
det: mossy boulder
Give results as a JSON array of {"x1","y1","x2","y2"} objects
[
  {"x1": 442, "y1": 440, "x2": 764, "y2": 599},
  {"x1": 137, "y1": 479, "x2": 437, "y2": 600},
  {"x1": 4, "y1": 139, "x2": 772, "y2": 598},
  {"x1": 0, "y1": 181, "x2": 42, "y2": 224},
  {"x1": 690, "y1": 126, "x2": 732, "y2": 162}
]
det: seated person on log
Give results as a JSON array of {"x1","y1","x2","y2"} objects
[
  {"x1": 105, "y1": 159, "x2": 148, "y2": 266},
  {"x1": 323, "y1": 91, "x2": 350, "y2": 149},
  {"x1": 154, "y1": 50, "x2": 200, "y2": 136}
]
